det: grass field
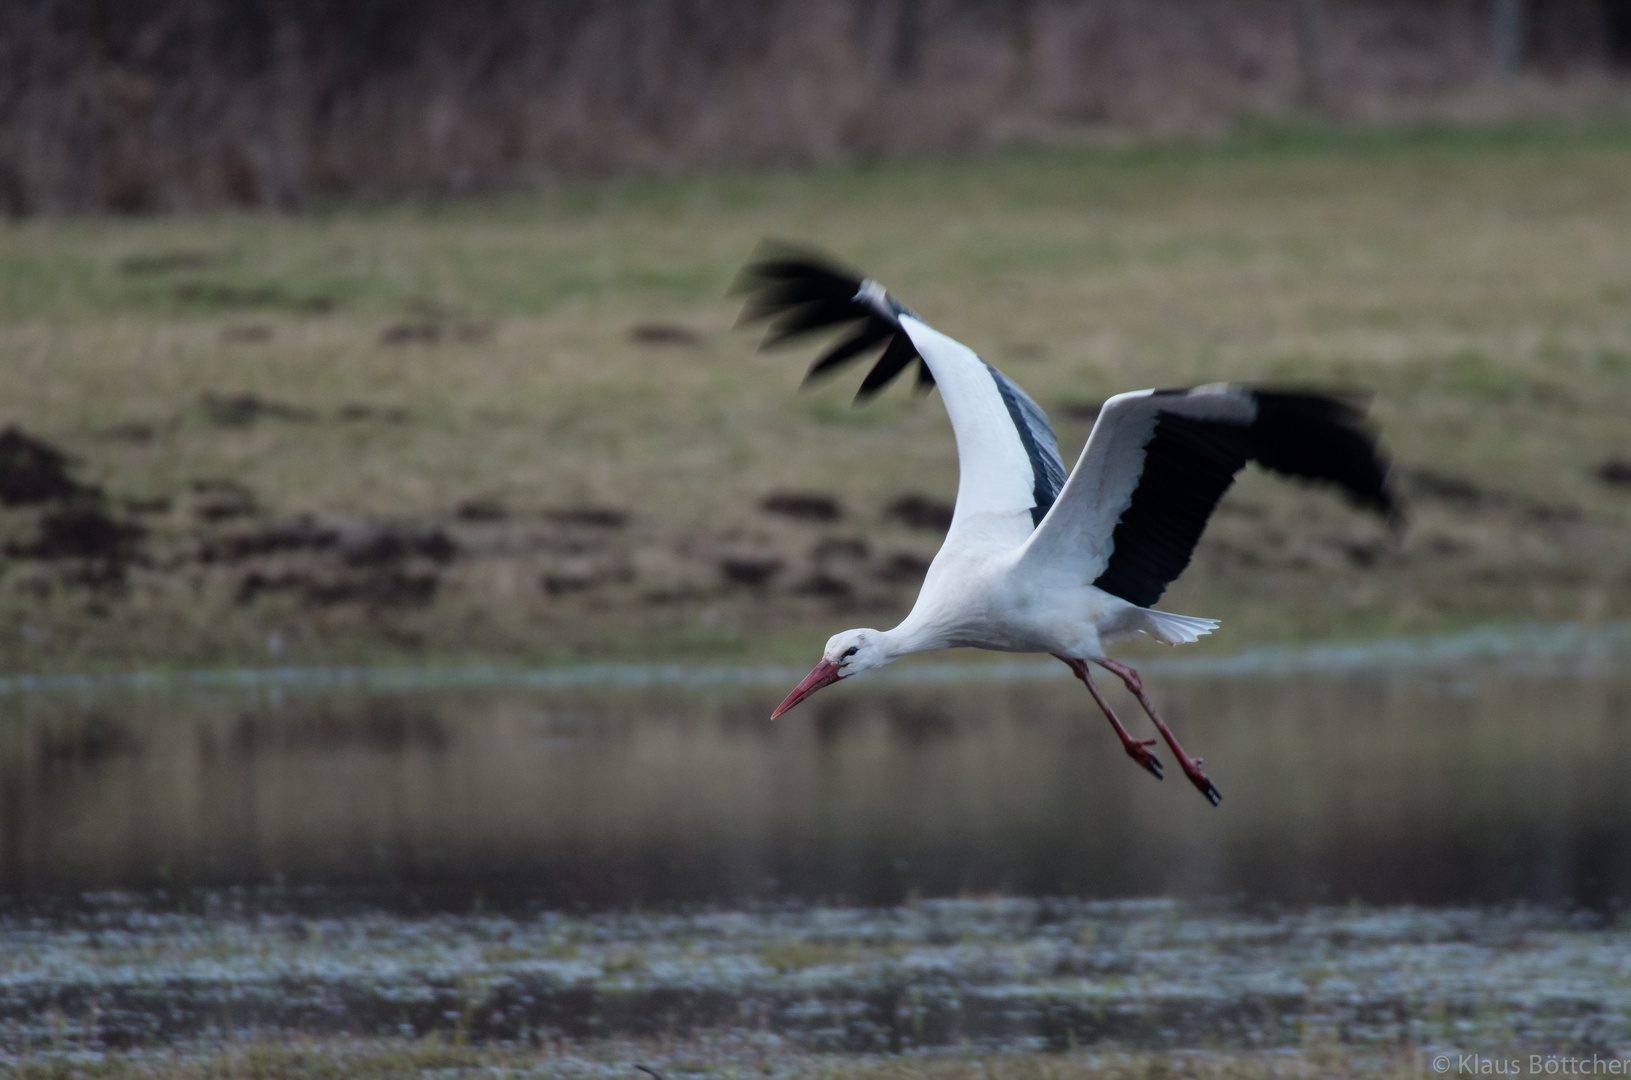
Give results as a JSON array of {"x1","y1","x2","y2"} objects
[{"x1": 3, "y1": 124, "x2": 1631, "y2": 669}]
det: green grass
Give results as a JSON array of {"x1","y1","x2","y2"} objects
[{"x1": 2, "y1": 122, "x2": 1631, "y2": 668}]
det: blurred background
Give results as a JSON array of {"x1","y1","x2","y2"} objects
[
  {"x1": 4, "y1": 0, "x2": 1631, "y2": 213},
  {"x1": 2, "y1": 2, "x2": 1631, "y2": 1076}
]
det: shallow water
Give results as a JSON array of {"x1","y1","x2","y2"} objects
[
  {"x1": 3, "y1": 898, "x2": 1627, "y2": 1054},
  {"x1": 2, "y1": 650, "x2": 1628, "y2": 913}
]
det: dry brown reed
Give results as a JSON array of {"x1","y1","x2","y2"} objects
[{"x1": 1, "y1": 0, "x2": 1627, "y2": 215}]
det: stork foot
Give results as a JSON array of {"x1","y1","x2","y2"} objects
[
  {"x1": 1121, "y1": 737, "x2": 1164, "y2": 781},
  {"x1": 1179, "y1": 757, "x2": 1221, "y2": 806}
]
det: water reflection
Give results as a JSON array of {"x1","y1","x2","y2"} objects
[{"x1": 1, "y1": 669, "x2": 1627, "y2": 911}]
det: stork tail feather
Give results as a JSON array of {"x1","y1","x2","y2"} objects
[{"x1": 1141, "y1": 609, "x2": 1219, "y2": 645}]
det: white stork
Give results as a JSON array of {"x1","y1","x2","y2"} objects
[{"x1": 736, "y1": 244, "x2": 1398, "y2": 805}]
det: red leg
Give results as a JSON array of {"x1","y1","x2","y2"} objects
[
  {"x1": 1055, "y1": 655, "x2": 1164, "y2": 781},
  {"x1": 1093, "y1": 657, "x2": 1220, "y2": 806}
]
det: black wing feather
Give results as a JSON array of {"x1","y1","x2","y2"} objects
[
  {"x1": 1250, "y1": 392, "x2": 1394, "y2": 517},
  {"x1": 856, "y1": 332, "x2": 921, "y2": 402},
  {"x1": 1091, "y1": 416, "x2": 1251, "y2": 608},
  {"x1": 806, "y1": 321, "x2": 895, "y2": 383},
  {"x1": 1092, "y1": 389, "x2": 1397, "y2": 609},
  {"x1": 735, "y1": 276, "x2": 847, "y2": 322},
  {"x1": 762, "y1": 296, "x2": 868, "y2": 347},
  {"x1": 733, "y1": 241, "x2": 926, "y2": 398}
]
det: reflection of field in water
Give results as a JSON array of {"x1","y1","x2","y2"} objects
[
  {"x1": 3, "y1": 664, "x2": 1627, "y2": 910},
  {"x1": 1, "y1": 660, "x2": 1629, "y2": 1061}
]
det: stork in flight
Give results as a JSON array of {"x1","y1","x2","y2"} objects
[{"x1": 735, "y1": 245, "x2": 1397, "y2": 805}]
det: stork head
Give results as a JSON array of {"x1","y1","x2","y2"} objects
[{"x1": 770, "y1": 628, "x2": 887, "y2": 719}]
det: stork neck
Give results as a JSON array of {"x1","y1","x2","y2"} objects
[{"x1": 877, "y1": 616, "x2": 949, "y2": 661}]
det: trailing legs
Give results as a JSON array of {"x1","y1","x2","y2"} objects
[
  {"x1": 1056, "y1": 655, "x2": 1164, "y2": 781},
  {"x1": 1056, "y1": 654, "x2": 1221, "y2": 806},
  {"x1": 1095, "y1": 656, "x2": 1220, "y2": 806}
]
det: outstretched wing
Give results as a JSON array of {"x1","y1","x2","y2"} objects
[
  {"x1": 735, "y1": 243, "x2": 1066, "y2": 545},
  {"x1": 1017, "y1": 385, "x2": 1398, "y2": 608}
]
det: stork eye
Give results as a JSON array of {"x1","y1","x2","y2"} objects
[{"x1": 842, "y1": 646, "x2": 858, "y2": 658}]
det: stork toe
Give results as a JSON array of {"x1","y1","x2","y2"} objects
[
  {"x1": 1181, "y1": 760, "x2": 1221, "y2": 806},
  {"x1": 1124, "y1": 739, "x2": 1164, "y2": 780}
]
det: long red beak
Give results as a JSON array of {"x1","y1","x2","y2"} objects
[{"x1": 771, "y1": 658, "x2": 843, "y2": 719}]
